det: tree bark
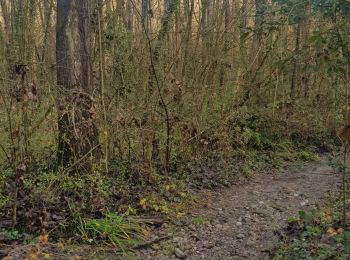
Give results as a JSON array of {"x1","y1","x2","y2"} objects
[
  {"x1": 290, "y1": 23, "x2": 301, "y2": 100},
  {"x1": 153, "y1": 0, "x2": 178, "y2": 62},
  {"x1": 219, "y1": 0, "x2": 230, "y2": 87},
  {"x1": 182, "y1": 0, "x2": 194, "y2": 77},
  {"x1": 0, "y1": 0, "x2": 12, "y2": 46},
  {"x1": 117, "y1": 0, "x2": 126, "y2": 25},
  {"x1": 148, "y1": 0, "x2": 178, "y2": 92},
  {"x1": 239, "y1": 0, "x2": 247, "y2": 52},
  {"x1": 56, "y1": 0, "x2": 99, "y2": 169},
  {"x1": 0, "y1": 0, "x2": 14, "y2": 78},
  {"x1": 142, "y1": 0, "x2": 150, "y2": 30},
  {"x1": 254, "y1": 0, "x2": 266, "y2": 42},
  {"x1": 200, "y1": 0, "x2": 209, "y2": 37},
  {"x1": 126, "y1": 0, "x2": 133, "y2": 31},
  {"x1": 40, "y1": 0, "x2": 53, "y2": 62}
]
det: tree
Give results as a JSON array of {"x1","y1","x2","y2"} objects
[{"x1": 56, "y1": 0, "x2": 99, "y2": 169}]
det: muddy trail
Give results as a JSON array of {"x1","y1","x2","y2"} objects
[{"x1": 138, "y1": 159, "x2": 340, "y2": 260}]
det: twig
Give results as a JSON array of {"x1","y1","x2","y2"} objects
[{"x1": 115, "y1": 234, "x2": 172, "y2": 253}]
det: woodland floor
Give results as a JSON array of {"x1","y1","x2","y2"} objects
[
  {"x1": 2, "y1": 158, "x2": 341, "y2": 259},
  {"x1": 137, "y1": 158, "x2": 340, "y2": 260}
]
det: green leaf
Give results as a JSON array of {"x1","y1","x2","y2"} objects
[{"x1": 344, "y1": 231, "x2": 350, "y2": 254}]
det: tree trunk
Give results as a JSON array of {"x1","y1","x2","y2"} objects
[
  {"x1": 290, "y1": 23, "x2": 301, "y2": 100},
  {"x1": 182, "y1": 0, "x2": 194, "y2": 77},
  {"x1": 56, "y1": 0, "x2": 99, "y2": 169},
  {"x1": 148, "y1": 0, "x2": 178, "y2": 92},
  {"x1": 142, "y1": 0, "x2": 150, "y2": 30},
  {"x1": 0, "y1": 0, "x2": 12, "y2": 46},
  {"x1": 146, "y1": 0, "x2": 178, "y2": 172},
  {"x1": 0, "y1": 0, "x2": 14, "y2": 78},
  {"x1": 126, "y1": 0, "x2": 133, "y2": 31},
  {"x1": 200, "y1": 0, "x2": 209, "y2": 38},
  {"x1": 219, "y1": 0, "x2": 230, "y2": 87},
  {"x1": 254, "y1": 0, "x2": 266, "y2": 44},
  {"x1": 117, "y1": 0, "x2": 126, "y2": 25},
  {"x1": 239, "y1": 0, "x2": 247, "y2": 52},
  {"x1": 40, "y1": 0, "x2": 53, "y2": 62}
]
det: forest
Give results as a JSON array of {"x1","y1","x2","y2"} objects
[{"x1": 0, "y1": 0, "x2": 350, "y2": 259}]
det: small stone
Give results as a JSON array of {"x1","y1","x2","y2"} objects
[
  {"x1": 237, "y1": 233, "x2": 245, "y2": 239},
  {"x1": 215, "y1": 224, "x2": 223, "y2": 229},
  {"x1": 151, "y1": 244, "x2": 161, "y2": 250},
  {"x1": 162, "y1": 223, "x2": 169, "y2": 228},
  {"x1": 320, "y1": 234, "x2": 330, "y2": 244},
  {"x1": 204, "y1": 242, "x2": 214, "y2": 249},
  {"x1": 243, "y1": 216, "x2": 251, "y2": 223},
  {"x1": 174, "y1": 248, "x2": 186, "y2": 259},
  {"x1": 188, "y1": 224, "x2": 196, "y2": 231},
  {"x1": 300, "y1": 200, "x2": 309, "y2": 206},
  {"x1": 246, "y1": 240, "x2": 255, "y2": 246},
  {"x1": 222, "y1": 224, "x2": 230, "y2": 230},
  {"x1": 238, "y1": 250, "x2": 249, "y2": 257},
  {"x1": 236, "y1": 221, "x2": 243, "y2": 226},
  {"x1": 190, "y1": 234, "x2": 200, "y2": 241},
  {"x1": 336, "y1": 243, "x2": 344, "y2": 251}
]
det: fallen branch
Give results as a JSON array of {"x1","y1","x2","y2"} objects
[
  {"x1": 115, "y1": 234, "x2": 172, "y2": 253},
  {"x1": 137, "y1": 217, "x2": 164, "y2": 226}
]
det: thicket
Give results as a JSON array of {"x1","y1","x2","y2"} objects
[{"x1": 0, "y1": 0, "x2": 349, "y2": 243}]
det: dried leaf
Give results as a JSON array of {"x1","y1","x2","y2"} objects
[
  {"x1": 326, "y1": 227, "x2": 337, "y2": 237},
  {"x1": 179, "y1": 192, "x2": 187, "y2": 198},
  {"x1": 337, "y1": 227, "x2": 344, "y2": 234},
  {"x1": 29, "y1": 253, "x2": 38, "y2": 260},
  {"x1": 139, "y1": 198, "x2": 147, "y2": 209},
  {"x1": 57, "y1": 242, "x2": 64, "y2": 250},
  {"x1": 38, "y1": 234, "x2": 49, "y2": 244}
]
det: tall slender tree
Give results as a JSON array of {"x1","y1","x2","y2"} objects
[{"x1": 56, "y1": 0, "x2": 99, "y2": 168}]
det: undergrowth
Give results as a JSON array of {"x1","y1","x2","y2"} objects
[
  {"x1": 0, "y1": 108, "x2": 338, "y2": 250},
  {"x1": 73, "y1": 211, "x2": 144, "y2": 252},
  {"x1": 274, "y1": 197, "x2": 349, "y2": 259},
  {"x1": 274, "y1": 156, "x2": 350, "y2": 259}
]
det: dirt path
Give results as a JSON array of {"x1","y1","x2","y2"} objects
[
  {"x1": 140, "y1": 159, "x2": 340, "y2": 260},
  {"x1": 2, "y1": 160, "x2": 340, "y2": 260}
]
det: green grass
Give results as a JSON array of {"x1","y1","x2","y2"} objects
[
  {"x1": 192, "y1": 215, "x2": 209, "y2": 226},
  {"x1": 75, "y1": 212, "x2": 144, "y2": 252}
]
